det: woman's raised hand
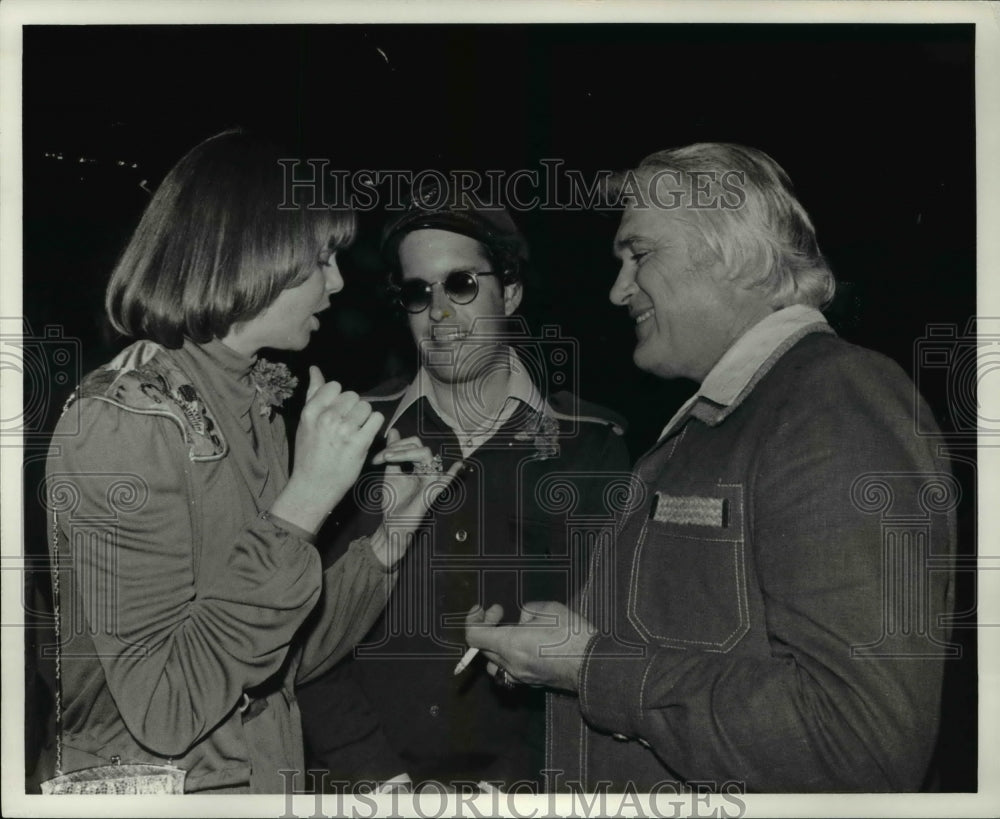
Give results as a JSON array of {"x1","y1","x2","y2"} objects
[
  {"x1": 367, "y1": 428, "x2": 465, "y2": 568},
  {"x1": 270, "y1": 366, "x2": 384, "y2": 534}
]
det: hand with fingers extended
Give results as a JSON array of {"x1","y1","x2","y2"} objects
[
  {"x1": 367, "y1": 428, "x2": 465, "y2": 568},
  {"x1": 464, "y1": 601, "x2": 597, "y2": 693},
  {"x1": 270, "y1": 366, "x2": 384, "y2": 535}
]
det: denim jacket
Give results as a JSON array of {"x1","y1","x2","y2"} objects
[{"x1": 546, "y1": 320, "x2": 956, "y2": 793}]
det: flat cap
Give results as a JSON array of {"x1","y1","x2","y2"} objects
[{"x1": 380, "y1": 175, "x2": 529, "y2": 264}]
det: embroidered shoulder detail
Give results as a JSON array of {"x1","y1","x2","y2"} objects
[
  {"x1": 66, "y1": 340, "x2": 227, "y2": 461},
  {"x1": 547, "y1": 390, "x2": 627, "y2": 436}
]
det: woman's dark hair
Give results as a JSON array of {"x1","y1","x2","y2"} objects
[{"x1": 106, "y1": 128, "x2": 356, "y2": 347}]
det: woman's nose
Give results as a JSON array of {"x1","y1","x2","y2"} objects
[{"x1": 324, "y1": 256, "x2": 345, "y2": 294}]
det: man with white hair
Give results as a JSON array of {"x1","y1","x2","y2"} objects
[{"x1": 466, "y1": 143, "x2": 956, "y2": 792}]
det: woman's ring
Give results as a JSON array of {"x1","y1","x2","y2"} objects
[{"x1": 413, "y1": 454, "x2": 443, "y2": 475}]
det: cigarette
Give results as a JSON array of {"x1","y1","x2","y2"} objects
[{"x1": 453, "y1": 647, "x2": 479, "y2": 676}]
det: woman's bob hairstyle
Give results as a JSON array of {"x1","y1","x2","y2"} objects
[{"x1": 105, "y1": 128, "x2": 356, "y2": 347}]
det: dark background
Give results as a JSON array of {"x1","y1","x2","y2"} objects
[{"x1": 20, "y1": 23, "x2": 978, "y2": 791}]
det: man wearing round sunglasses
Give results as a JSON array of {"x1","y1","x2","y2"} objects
[{"x1": 296, "y1": 182, "x2": 630, "y2": 792}]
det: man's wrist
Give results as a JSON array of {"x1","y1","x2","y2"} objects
[
  {"x1": 555, "y1": 628, "x2": 596, "y2": 692},
  {"x1": 577, "y1": 633, "x2": 647, "y2": 737}
]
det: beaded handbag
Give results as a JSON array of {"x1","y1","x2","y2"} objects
[
  {"x1": 40, "y1": 500, "x2": 187, "y2": 795},
  {"x1": 40, "y1": 762, "x2": 186, "y2": 795}
]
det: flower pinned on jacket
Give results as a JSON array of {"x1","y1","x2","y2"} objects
[
  {"x1": 513, "y1": 408, "x2": 561, "y2": 459},
  {"x1": 250, "y1": 358, "x2": 298, "y2": 416}
]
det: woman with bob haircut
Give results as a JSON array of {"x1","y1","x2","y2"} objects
[{"x1": 43, "y1": 129, "x2": 458, "y2": 794}]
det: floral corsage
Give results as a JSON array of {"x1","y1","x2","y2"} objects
[
  {"x1": 250, "y1": 358, "x2": 298, "y2": 416},
  {"x1": 513, "y1": 408, "x2": 561, "y2": 459}
]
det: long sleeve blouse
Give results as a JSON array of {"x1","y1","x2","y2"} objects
[{"x1": 44, "y1": 339, "x2": 395, "y2": 793}]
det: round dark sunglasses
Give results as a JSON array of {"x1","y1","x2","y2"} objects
[{"x1": 391, "y1": 270, "x2": 503, "y2": 314}]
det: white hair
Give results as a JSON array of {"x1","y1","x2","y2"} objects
[{"x1": 628, "y1": 143, "x2": 836, "y2": 310}]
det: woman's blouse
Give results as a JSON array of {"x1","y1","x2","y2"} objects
[{"x1": 45, "y1": 339, "x2": 395, "y2": 793}]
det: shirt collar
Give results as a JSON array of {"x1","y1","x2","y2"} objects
[
  {"x1": 658, "y1": 304, "x2": 834, "y2": 441},
  {"x1": 385, "y1": 346, "x2": 548, "y2": 435}
]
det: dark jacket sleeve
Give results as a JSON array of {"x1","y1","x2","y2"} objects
[
  {"x1": 297, "y1": 657, "x2": 407, "y2": 784},
  {"x1": 579, "y1": 347, "x2": 955, "y2": 791}
]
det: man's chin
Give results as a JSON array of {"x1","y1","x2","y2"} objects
[
  {"x1": 634, "y1": 345, "x2": 670, "y2": 379},
  {"x1": 634, "y1": 350, "x2": 692, "y2": 383},
  {"x1": 423, "y1": 364, "x2": 458, "y2": 383},
  {"x1": 633, "y1": 344, "x2": 652, "y2": 372}
]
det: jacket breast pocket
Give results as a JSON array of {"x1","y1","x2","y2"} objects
[{"x1": 627, "y1": 483, "x2": 749, "y2": 653}]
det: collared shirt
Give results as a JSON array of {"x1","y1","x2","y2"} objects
[
  {"x1": 658, "y1": 304, "x2": 834, "y2": 441},
  {"x1": 386, "y1": 347, "x2": 549, "y2": 458}
]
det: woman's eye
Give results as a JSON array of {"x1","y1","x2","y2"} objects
[{"x1": 631, "y1": 251, "x2": 649, "y2": 265}]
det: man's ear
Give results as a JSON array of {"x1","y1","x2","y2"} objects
[{"x1": 503, "y1": 281, "x2": 523, "y2": 316}]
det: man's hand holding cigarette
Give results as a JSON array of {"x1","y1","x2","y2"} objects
[{"x1": 463, "y1": 601, "x2": 597, "y2": 693}]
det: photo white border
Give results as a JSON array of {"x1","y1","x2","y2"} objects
[{"x1": 2, "y1": 1, "x2": 997, "y2": 816}]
